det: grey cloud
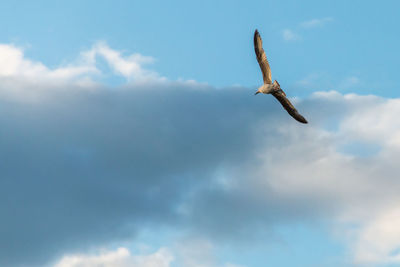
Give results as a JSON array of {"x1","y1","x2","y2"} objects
[
  {"x1": 3, "y1": 80, "x2": 400, "y2": 266},
  {"x1": 0, "y1": 81, "x2": 285, "y2": 266}
]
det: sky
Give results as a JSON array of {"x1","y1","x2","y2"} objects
[{"x1": 1, "y1": 0, "x2": 400, "y2": 267}]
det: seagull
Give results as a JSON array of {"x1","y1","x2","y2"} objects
[{"x1": 253, "y1": 29, "x2": 308, "y2": 124}]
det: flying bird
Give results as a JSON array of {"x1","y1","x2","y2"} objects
[{"x1": 253, "y1": 29, "x2": 308, "y2": 124}]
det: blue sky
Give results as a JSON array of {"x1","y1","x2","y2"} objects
[
  {"x1": 1, "y1": 1, "x2": 400, "y2": 267},
  {"x1": 2, "y1": 0, "x2": 400, "y2": 94}
]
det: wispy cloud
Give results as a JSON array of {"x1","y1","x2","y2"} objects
[
  {"x1": 300, "y1": 17, "x2": 334, "y2": 28},
  {"x1": 339, "y1": 76, "x2": 360, "y2": 89},
  {"x1": 282, "y1": 29, "x2": 301, "y2": 41},
  {"x1": 295, "y1": 73, "x2": 361, "y2": 92},
  {"x1": 282, "y1": 17, "x2": 333, "y2": 42}
]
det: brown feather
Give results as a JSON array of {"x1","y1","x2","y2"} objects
[
  {"x1": 272, "y1": 89, "x2": 308, "y2": 124},
  {"x1": 254, "y1": 30, "x2": 272, "y2": 84}
]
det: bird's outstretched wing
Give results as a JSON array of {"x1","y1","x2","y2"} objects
[
  {"x1": 254, "y1": 29, "x2": 272, "y2": 84},
  {"x1": 272, "y1": 89, "x2": 308, "y2": 123}
]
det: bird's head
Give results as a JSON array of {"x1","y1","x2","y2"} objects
[{"x1": 255, "y1": 85, "x2": 265, "y2": 95}]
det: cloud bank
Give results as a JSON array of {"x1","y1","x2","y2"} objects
[{"x1": 0, "y1": 43, "x2": 400, "y2": 267}]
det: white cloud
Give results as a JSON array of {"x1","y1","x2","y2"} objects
[
  {"x1": 174, "y1": 238, "x2": 243, "y2": 267},
  {"x1": 52, "y1": 244, "x2": 244, "y2": 267},
  {"x1": 295, "y1": 72, "x2": 333, "y2": 90},
  {"x1": 53, "y1": 247, "x2": 173, "y2": 267},
  {"x1": 0, "y1": 42, "x2": 164, "y2": 85},
  {"x1": 353, "y1": 207, "x2": 400, "y2": 264},
  {"x1": 296, "y1": 73, "x2": 361, "y2": 92},
  {"x1": 82, "y1": 42, "x2": 164, "y2": 82},
  {"x1": 242, "y1": 92, "x2": 400, "y2": 264},
  {"x1": 176, "y1": 239, "x2": 216, "y2": 267},
  {"x1": 339, "y1": 76, "x2": 360, "y2": 89},
  {"x1": 282, "y1": 29, "x2": 300, "y2": 41},
  {"x1": 336, "y1": 95, "x2": 400, "y2": 151},
  {"x1": 282, "y1": 17, "x2": 333, "y2": 41},
  {"x1": 0, "y1": 44, "x2": 97, "y2": 82},
  {"x1": 300, "y1": 17, "x2": 334, "y2": 28}
]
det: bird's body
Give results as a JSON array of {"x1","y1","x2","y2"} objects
[
  {"x1": 256, "y1": 81, "x2": 279, "y2": 94},
  {"x1": 253, "y1": 29, "x2": 308, "y2": 124}
]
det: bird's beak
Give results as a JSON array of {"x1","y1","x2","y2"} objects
[{"x1": 254, "y1": 91, "x2": 260, "y2": 95}]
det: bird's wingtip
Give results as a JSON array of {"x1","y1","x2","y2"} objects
[
  {"x1": 298, "y1": 117, "x2": 308, "y2": 124},
  {"x1": 294, "y1": 112, "x2": 308, "y2": 124}
]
